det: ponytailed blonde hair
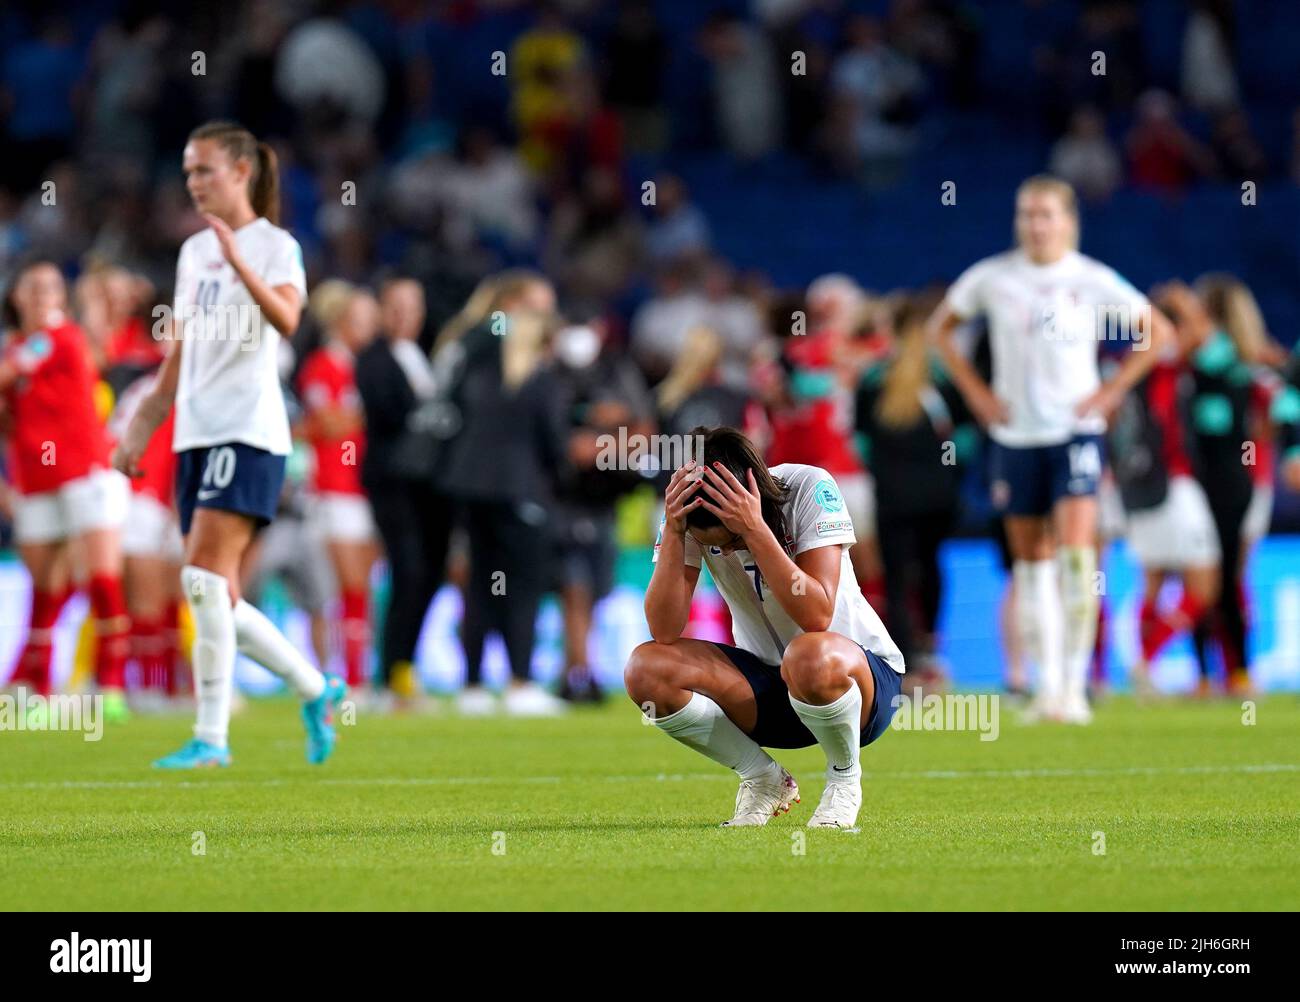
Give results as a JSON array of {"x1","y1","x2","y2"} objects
[
  {"x1": 434, "y1": 274, "x2": 502, "y2": 352},
  {"x1": 189, "y1": 121, "x2": 281, "y2": 224},
  {"x1": 1195, "y1": 273, "x2": 1269, "y2": 365},
  {"x1": 487, "y1": 269, "x2": 553, "y2": 391},
  {"x1": 877, "y1": 298, "x2": 931, "y2": 429},
  {"x1": 657, "y1": 325, "x2": 722, "y2": 413}
]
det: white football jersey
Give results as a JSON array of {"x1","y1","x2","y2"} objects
[
  {"x1": 172, "y1": 217, "x2": 306, "y2": 456},
  {"x1": 947, "y1": 249, "x2": 1149, "y2": 447},
  {"x1": 654, "y1": 463, "x2": 904, "y2": 673}
]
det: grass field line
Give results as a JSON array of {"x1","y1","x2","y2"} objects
[{"x1": 4, "y1": 761, "x2": 1298, "y2": 792}]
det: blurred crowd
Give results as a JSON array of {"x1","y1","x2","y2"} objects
[
  {"x1": 3, "y1": 1, "x2": 1300, "y2": 709},
  {"x1": 5, "y1": 1, "x2": 1300, "y2": 319}
]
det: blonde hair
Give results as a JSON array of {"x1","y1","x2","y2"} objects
[
  {"x1": 1195, "y1": 274, "x2": 1269, "y2": 365},
  {"x1": 657, "y1": 325, "x2": 722, "y2": 413},
  {"x1": 501, "y1": 310, "x2": 551, "y2": 390},
  {"x1": 434, "y1": 274, "x2": 501, "y2": 351},
  {"x1": 876, "y1": 300, "x2": 930, "y2": 429},
  {"x1": 433, "y1": 269, "x2": 550, "y2": 353},
  {"x1": 1015, "y1": 174, "x2": 1080, "y2": 250},
  {"x1": 310, "y1": 279, "x2": 356, "y2": 335}
]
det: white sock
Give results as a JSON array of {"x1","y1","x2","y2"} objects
[
  {"x1": 1014, "y1": 558, "x2": 1064, "y2": 708},
  {"x1": 1059, "y1": 546, "x2": 1099, "y2": 708},
  {"x1": 232, "y1": 599, "x2": 325, "y2": 701},
  {"x1": 652, "y1": 692, "x2": 775, "y2": 780},
  {"x1": 181, "y1": 566, "x2": 235, "y2": 747},
  {"x1": 790, "y1": 683, "x2": 862, "y2": 783}
]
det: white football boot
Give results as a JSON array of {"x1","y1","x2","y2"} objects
[
  {"x1": 807, "y1": 778, "x2": 862, "y2": 829},
  {"x1": 1059, "y1": 693, "x2": 1094, "y2": 725},
  {"x1": 720, "y1": 765, "x2": 800, "y2": 827},
  {"x1": 503, "y1": 682, "x2": 567, "y2": 717},
  {"x1": 457, "y1": 686, "x2": 499, "y2": 717}
]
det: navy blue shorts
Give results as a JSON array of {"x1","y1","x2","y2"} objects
[
  {"x1": 176, "y1": 442, "x2": 286, "y2": 536},
  {"x1": 713, "y1": 641, "x2": 903, "y2": 750},
  {"x1": 988, "y1": 433, "x2": 1105, "y2": 517}
]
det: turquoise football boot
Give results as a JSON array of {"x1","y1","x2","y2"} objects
[
  {"x1": 153, "y1": 738, "x2": 232, "y2": 769},
  {"x1": 302, "y1": 673, "x2": 346, "y2": 764}
]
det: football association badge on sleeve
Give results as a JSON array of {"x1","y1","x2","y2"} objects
[{"x1": 812, "y1": 479, "x2": 843, "y2": 513}]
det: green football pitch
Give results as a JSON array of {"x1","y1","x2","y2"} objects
[{"x1": 1, "y1": 694, "x2": 1297, "y2": 910}]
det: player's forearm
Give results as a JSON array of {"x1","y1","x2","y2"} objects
[
  {"x1": 743, "y1": 524, "x2": 834, "y2": 633},
  {"x1": 932, "y1": 311, "x2": 989, "y2": 404},
  {"x1": 1111, "y1": 310, "x2": 1173, "y2": 394},
  {"x1": 148, "y1": 342, "x2": 181, "y2": 409},
  {"x1": 314, "y1": 406, "x2": 363, "y2": 439},
  {"x1": 644, "y1": 533, "x2": 693, "y2": 643},
  {"x1": 233, "y1": 260, "x2": 299, "y2": 336}
]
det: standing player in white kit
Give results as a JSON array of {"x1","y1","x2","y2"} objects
[
  {"x1": 114, "y1": 121, "x2": 344, "y2": 767},
  {"x1": 929, "y1": 176, "x2": 1172, "y2": 722}
]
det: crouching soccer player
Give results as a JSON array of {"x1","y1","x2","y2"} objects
[{"x1": 625, "y1": 426, "x2": 905, "y2": 829}]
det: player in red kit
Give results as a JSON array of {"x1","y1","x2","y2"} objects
[
  {"x1": 86, "y1": 268, "x2": 187, "y2": 709},
  {"x1": 110, "y1": 373, "x2": 185, "y2": 707},
  {"x1": 297, "y1": 282, "x2": 380, "y2": 692},
  {"x1": 0, "y1": 259, "x2": 131, "y2": 718},
  {"x1": 766, "y1": 275, "x2": 885, "y2": 608}
]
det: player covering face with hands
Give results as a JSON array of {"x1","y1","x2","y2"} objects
[{"x1": 626, "y1": 426, "x2": 905, "y2": 829}]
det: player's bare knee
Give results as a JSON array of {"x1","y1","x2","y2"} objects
[
  {"x1": 780, "y1": 632, "x2": 849, "y2": 702},
  {"x1": 623, "y1": 641, "x2": 683, "y2": 706}
]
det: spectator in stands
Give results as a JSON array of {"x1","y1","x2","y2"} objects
[
  {"x1": 644, "y1": 173, "x2": 711, "y2": 269},
  {"x1": 828, "y1": 14, "x2": 925, "y2": 183},
  {"x1": 510, "y1": 3, "x2": 589, "y2": 174},
  {"x1": 698, "y1": 11, "x2": 782, "y2": 161},
  {"x1": 1050, "y1": 107, "x2": 1122, "y2": 202},
  {"x1": 1210, "y1": 109, "x2": 1268, "y2": 182},
  {"x1": 1181, "y1": 0, "x2": 1239, "y2": 114},
  {"x1": 445, "y1": 126, "x2": 540, "y2": 257},
  {"x1": 602, "y1": 0, "x2": 669, "y2": 153},
  {"x1": 544, "y1": 165, "x2": 643, "y2": 318},
  {"x1": 0, "y1": 16, "x2": 82, "y2": 193},
  {"x1": 1126, "y1": 90, "x2": 1215, "y2": 193}
]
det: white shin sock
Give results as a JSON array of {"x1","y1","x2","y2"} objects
[
  {"x1": 790, "y1": 683, "x2": 862, "y2": 782},
  {"x1": 1014, "y1": 558, "x2": 1065, "y2": 708},
  {"x1": 1059, "y1": 546, "x2": 1099, "y2": 708},
  {"x1": 232, "y1": 599, "x2": 325, "y2": 701},
  {"x1": 181, "y1": 566, "x2": 235, "y2": 747},
  {"x1": 653, "y1": 692, "x2": 775, "y2": 780}
]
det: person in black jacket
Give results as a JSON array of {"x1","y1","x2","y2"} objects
[
  {"x1": 855, "y1": 298, "x2": 974, "y2": 689},
  {"x1": 354, "y1": 277, "x2": 453, "y2": 702},
  {"x1": 550, "y1": 321, "x2": 655, "y2": 702},
  {"x1": 435, "y1": 271, "x2": 571, "y2": 716}
]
